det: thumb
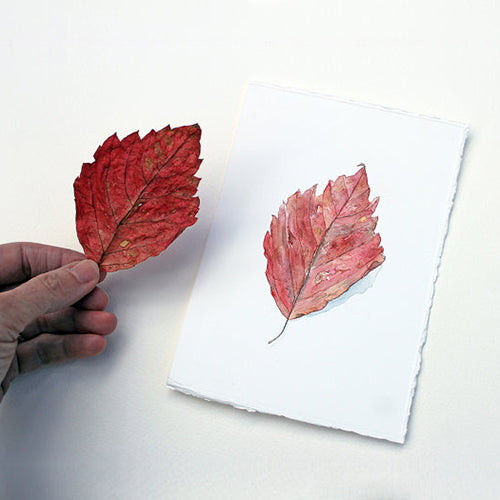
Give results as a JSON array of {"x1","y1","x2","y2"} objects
[{"x1": 0, "y1": 259, "x2": 100, "y2": 340}]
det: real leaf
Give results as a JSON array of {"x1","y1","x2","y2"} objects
[
  {"x1": 74, "y1": 124, "x2": 202, "y2": 272},
  {"x1": 264, "y1": 165, "x2": 385, "y2": 343}
]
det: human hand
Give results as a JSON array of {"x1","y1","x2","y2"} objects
[{"x1": 0, "y1": 243, "x2": 117, "y2": 403}]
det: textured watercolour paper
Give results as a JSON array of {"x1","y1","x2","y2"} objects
[{"x1": 167, "y1": 83, "x2": 468, "y2": 443}]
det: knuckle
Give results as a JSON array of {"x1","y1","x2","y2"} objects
[{"x1": 38, "y1": 271, "x2": 67, "y2": 298}]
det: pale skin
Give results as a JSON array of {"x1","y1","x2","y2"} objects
[{"x1": 0, "y1": 242, "x2": 117, "y2": 403}]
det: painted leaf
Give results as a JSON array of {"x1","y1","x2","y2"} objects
[
  {"x1": 74, "y1": 124, "x2": 202, "y2": 272},
  {"x1": 264, "y1": 165, "x2": 385, "y2": 343}
]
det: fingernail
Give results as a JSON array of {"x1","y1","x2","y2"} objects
[{"x1": 68, "y1": 260, "x2": 99, "y2": 284}]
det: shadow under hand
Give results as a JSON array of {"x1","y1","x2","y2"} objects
[{"x1": 0, "y1": 224, "x2": 210, "y2": 500}]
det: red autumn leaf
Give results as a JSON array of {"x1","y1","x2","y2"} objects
[
  {"x1": 264, "y1": 165, "x2": 385, "y2": 344},
  {"x1": 74, "y1": 124, "x2": 202, "y2": 272}
]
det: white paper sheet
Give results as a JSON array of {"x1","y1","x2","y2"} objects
[{"x1": 168, "y1": 83, "x2": 468, "y2": 443}]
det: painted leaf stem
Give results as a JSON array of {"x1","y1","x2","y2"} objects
[
  {"x1": 264, "y1": 165, "x2": 385, "y2": 344},
  {"x1": 74, "y1": 124, "x2": 202, "y2": 272}
]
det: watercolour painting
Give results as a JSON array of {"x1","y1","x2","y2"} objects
[
  {"x1": 168, "y1": 83, "x2": 468, "y2": 443},
  {"x1": 264, "y1": 166, "x2": 384, "y2": 344}
]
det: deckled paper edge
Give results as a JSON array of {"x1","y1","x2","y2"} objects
[
  {"x1": 167, "y1": 378, "x2": 404, "y2": 444},
  {"x1": 400, "y1": 123, "x2": 470, "y2": 442},
  {"x1": 167, "y1": 81, "x2": 470, "y2": 444},
  {"x1": 248, "y1": 81, "x2": 469, "y2": 129}
]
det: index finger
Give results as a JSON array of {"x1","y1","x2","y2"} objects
[{"x1": 0, "y1": 242, "x2": 106, "y2": 285}]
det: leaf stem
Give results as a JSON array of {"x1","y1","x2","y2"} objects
[{"x1": 268, "y1": 317, "x2": 289, "y2": 344}]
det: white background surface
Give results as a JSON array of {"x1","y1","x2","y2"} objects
[
  {"x1": 169, "y1": 83, "x2": 468, "y2": 444},
  {"x1": 0, "y1": 1, "x2": 499, "y2": 498}
]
